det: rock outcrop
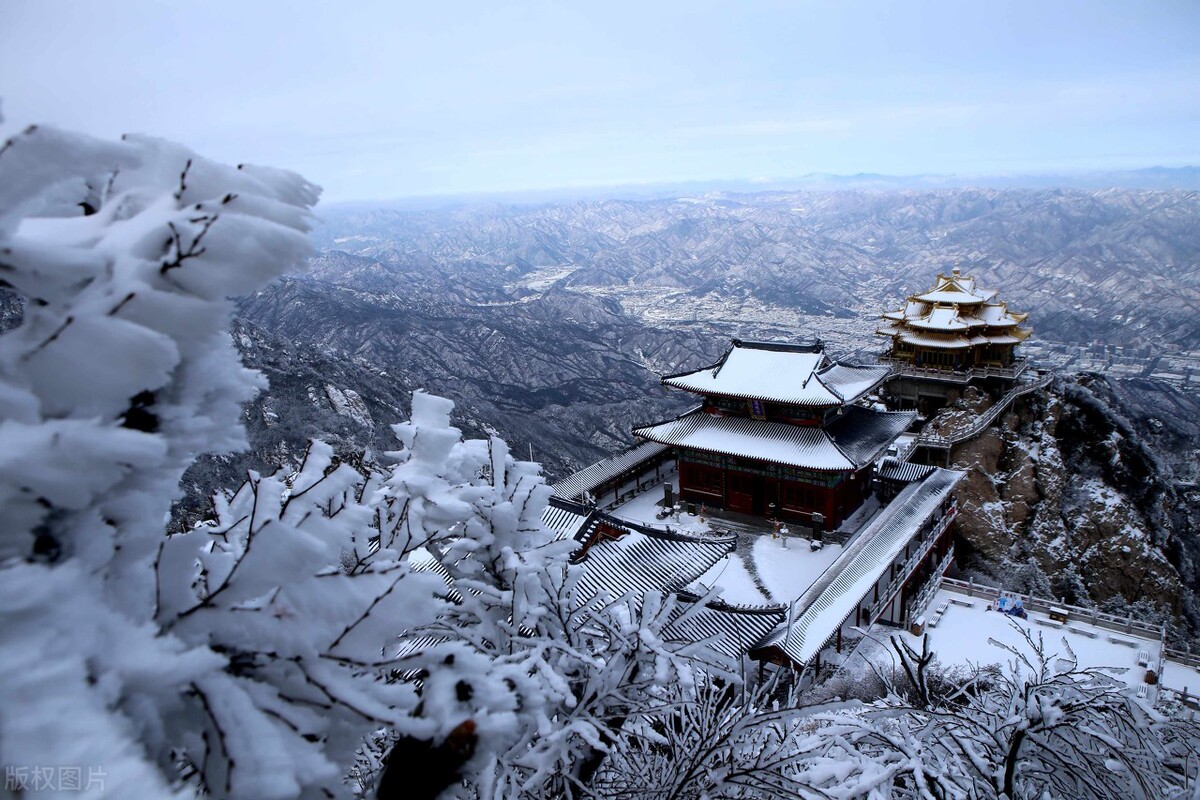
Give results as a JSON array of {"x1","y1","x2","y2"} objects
[{"x1": 947, "y1": 376, "x2": 1197, "y2": 632}]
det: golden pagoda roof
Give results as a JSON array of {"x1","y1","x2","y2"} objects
[{"x1": 882, "y1": 269, "x2": 1030, "y2": 346}]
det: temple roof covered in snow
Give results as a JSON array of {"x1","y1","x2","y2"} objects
[
  {"x1": 541, "y1": 496, "x2": 600, "y2": 542},
  {"x1": 912, "y1": 271, "x2": 996, "y2": 305},
  {"x1": 551, "y1": 440, "x2": 669, "y2": 501},
  {"x1": 758, "y1": 466, "x2": 963, "y2": 666},
  {"x1": 878, "y1": 269, "x2": 1030, "y2": 349},
  {"x1": 664, "y1": 594, "x2": 788, "y2": 659},
  {"x1": 662, "y1": 339, "x2": 890, "y2": 408},
  {"x1": 572, "y1": 523, "x2": 736, "y2": 606},
  {"x1": 875, "y1": 456, "x2": 936, "y2": 484},
  {"x1": 633, "y1": 406, "x2": 915, "y2": 472}
]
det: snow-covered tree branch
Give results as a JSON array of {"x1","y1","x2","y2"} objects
[
  {"x1": 0, "y1": 113, "x2": 726, "y2": 799},
  {"x1": 0, "y1": 118, "x2": 323, "y2": 798}
]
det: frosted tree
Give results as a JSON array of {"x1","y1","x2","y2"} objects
[
  {"x1": 596, "y1": 630, "x2": 1200, "y2": 800},
  {"x1": 0, "y1": 113, "x2": 724, "y2": 799},
  {"x1": 364, "y1": 393, "x2": 731, "y2": 799},
  {"x1": 0, "y1": 116, "x2": 325, "y2": 797},
  {"x1": 897, "y1": 631, "x2": 1200, "y2": 800}
]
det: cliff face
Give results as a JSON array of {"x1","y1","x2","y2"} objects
[{"x1": 946, "y1": 375, "x2": 1200, "y2": 632}]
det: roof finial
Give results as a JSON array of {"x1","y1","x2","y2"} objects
[{"x1": 952, "y1": 260, "x2": 961, "y2": 277}]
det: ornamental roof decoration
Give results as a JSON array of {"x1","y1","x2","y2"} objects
[
  {"x1": 877, "y1": 268, "x2": 1030, "y2": 350},
  {"x1": 662, "y1": 339, "x2": 890, "y2": 408}
]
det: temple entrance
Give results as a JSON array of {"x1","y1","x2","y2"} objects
[{"x1": 726, "y1": 472, "x2": 766, "y2": 515}]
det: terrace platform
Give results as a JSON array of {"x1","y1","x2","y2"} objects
[{"x1": 844, "y1": 582, "x2": 1200, "y2": 711}]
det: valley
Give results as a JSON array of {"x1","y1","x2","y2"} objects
[{"x1": 160, "y1": 186, "x2": 1200, "y2": 636}]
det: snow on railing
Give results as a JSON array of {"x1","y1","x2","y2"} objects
[
  {"x1": 939, "y1": 577, "x2": 1164, "y2": 639},
  {"x1": 879, "y1": 357, "x2": 1031, "y2": 384},
  {"x1": 908, "y1": 546, "x2": 957, "y2": 622},
  {"x1": 866, "y1": 507, "x2": 956, "y2": 623},
  {"x1": 915, "y1": 370, "x2": 1053, "y2": 450},
  {"x1": 1163, "y1": 647, "x2": 1200, "y2": 670}
]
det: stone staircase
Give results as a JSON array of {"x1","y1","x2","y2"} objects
[{"x1": 914, "y1": 370, "x2": 1054, "y2": 451}]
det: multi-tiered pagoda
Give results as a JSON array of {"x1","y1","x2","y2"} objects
[
  {"x1": 876, "y1": 267, "x2": 1030, "y2": 373},
  {"x1": 632, "y1": 340, "x2": 914, "y2": 528}
]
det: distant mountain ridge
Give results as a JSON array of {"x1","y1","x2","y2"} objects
[
  {"x1": 321, "y1": 166, "x2": 1200, "y2": 210},
  {"x1": 172, "y1": 187, "x2": 1200, "y2": 625}
]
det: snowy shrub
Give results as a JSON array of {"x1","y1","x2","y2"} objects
[
  {"x1": 597, "y1": 630, "x2": 1200, "y2": 800},
  {"x1": 368, "y1": 394, "x2": 733, "y2": 798}
]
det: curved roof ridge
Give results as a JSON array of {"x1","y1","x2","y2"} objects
[{"x1": 674, "y1": 590, "x2": 789, "y2": 614}]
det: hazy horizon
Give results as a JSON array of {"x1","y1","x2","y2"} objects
[{"x1": 3, "y1": 1, "x2": 1198, "y2": 203}]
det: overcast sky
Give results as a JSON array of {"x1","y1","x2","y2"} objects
[{"x1": 3, "y1": 1, "x2": 1198, "y2": 202}]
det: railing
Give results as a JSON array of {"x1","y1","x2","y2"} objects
[
  {"x1": 1164, "y1": 647, "x2": 1200, "y2": 670},
  {"x1": 940, "y1": 577, "x2": 1165, "y2": 640},
  {"x1": 908, "y1": 546, "x2": 957, "y2": 622},
  {"x1": 880, "y1": 357, "x2": 1031, "y2": 384},
  {"x1": 915, "y1": 370, "x2": 1054, "y2": 450},
  {"x1": 1157, "y1": 687, "x2": 1200, "y2": 710},
  {"x1": 866, "y1": 507, "x2": 956, "y2": 622}
]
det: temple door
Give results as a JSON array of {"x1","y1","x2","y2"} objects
[{"x1": 727, "y1": 473, "x2": 755, "y2": 515}]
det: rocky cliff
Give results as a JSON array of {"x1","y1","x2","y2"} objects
[{"x1": 943, "y1": 376, "x2": 1200, "y2": 637}]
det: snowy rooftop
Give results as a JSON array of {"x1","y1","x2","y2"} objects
[
  {"x1": 828, "y1": 407, "x2": 918, "y2": 465},
  {"x1": 882, "y1": 299, "x2": 933, "y2": 322},
  {"x1": 633, "y1": 406, "x2": 915, "y2": 472},
  {"x1": 907, "y1": 305, "x2": 980, "y2": 331},
  {"x1": 572, "y1": 522, "x2": 736, "y2": 606},
  {"x1": 883, "y1": 289, "x2": 1028, "y2": 348},
  {"x1": 601, "y1": 466, "x2": 970, "y2": 661},
  {"x1": 606, "y1": 476, "x2": 861, "y2": 658},
  {"x1": 974, "y1": 302, "x2": 1027, "y2": 326},
  {"x1": 763, "y1": 467, "x2": 963, "y2": 666},
  {"x1": 982, "y1": 333, "x2": 1025, "y2": 345},
  {"x1": 912, "y1": 272, "x2": 993, "y2": 306},
  {"x1": 542, "y1": 496, "x2": 599, "y2": 542},
  {"x1": 915, "y1": 289, "x2": 986, "y2": 305},
  {"x1": 662, "y1": 339, "x2": 890, "y2": 407},
  {"x1": 898, "y1": 332, "x2": 974, "y2": 350},
  {"x1": 876, "y1": 457, "x2": 935, "y2": 484},
  {"x1": 884, "y1": 273, "x2": 1028, "y2": 336},
  {"x1": 664, "y1": 596, "x2": 788, "y2": 659},
  {"x1": 551, "y1": 440, "x2": 669, "y2": 500}
]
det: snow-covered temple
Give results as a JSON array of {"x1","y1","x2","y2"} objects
[
  {"x1": 877, "y1": 268, "x2": 1032, "y2": 410},
  {"x1": 544, "y1": 336, "x2": 974, "y2": 670},
  {"x1": 631, "y1": 339, "x2": 913, "y2": 528},
  {"x1": 546, "y1": 460, "x2": 964, "y2": 671},
  {"x1": 541, "y1": 290, "x2": 1198, "y2": 691}
]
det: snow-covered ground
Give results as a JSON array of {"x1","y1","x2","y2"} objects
[
  {"x1": 612, "y1": 477, "x2": 850, "y2": 608},
  {"x1": 1163, "y1": 659, "x2": 1200, "y2": 697},
  {"x1": 892, "y1": 433, "x2": 917, "y2": 461},
  {"x1": 752, "y1": 537, "x2": 844, "y2": 603},
  {"x1": 694, "y1": 536, "x2": 847, "y2": 607},
  {"x1": 697, "y1": 553, "x2": 770, "y2": 605},
  {"x1": 608, "y1": 477, "x2": 713, "y2": 537},
  {"x1": 845, "y1": 586, "x2": 1165, "y2": 694}
]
